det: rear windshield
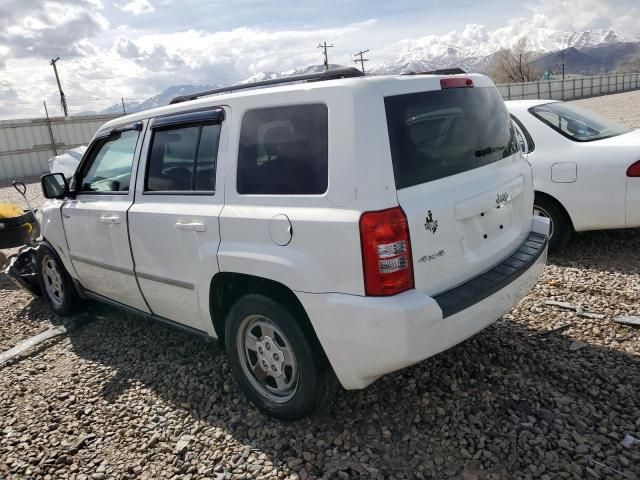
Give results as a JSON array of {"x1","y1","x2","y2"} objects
[
  {"x1": 385, "y1": 86, "x2": 517, "y2": 189},
  {"x1": 529, "y1": 102, "x2": 631, "y2": 142}
]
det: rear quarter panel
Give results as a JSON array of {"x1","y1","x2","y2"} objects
[
  {"x1": 217, "y1": 84, "x2": 398, "y2": 295},
  {"x1": 513, "y1": 106, "x2": 630, "y2": 231}
]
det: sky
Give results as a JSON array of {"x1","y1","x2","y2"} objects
[{"x1": 0, "y1": 0, "x2": 638, "y2": 119}]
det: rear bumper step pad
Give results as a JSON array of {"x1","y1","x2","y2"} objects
[{"x1": 434, "y1": 232, "x2": 548, "y2": 318}]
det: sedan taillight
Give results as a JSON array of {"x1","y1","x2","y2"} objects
[{"x1": 627, "y1": 160, "x2": 640, "y2": 177}]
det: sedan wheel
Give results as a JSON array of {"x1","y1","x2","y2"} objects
[
  {"x1": 533, "y1": 205, "x2": 555, "y2": 240},
  {"x1": 533, "y1": 194, "x2": 572, "y2": 252}
]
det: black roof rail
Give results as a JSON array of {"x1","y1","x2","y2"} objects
[
  {"x1": 402, "y1": 68, "x2": 468, "y2": 75},
  {"x1": 169, "y1": 67, "x2": 365, "y2": 105}
]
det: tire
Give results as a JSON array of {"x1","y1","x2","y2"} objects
[
  {"x1": 534, "y1": 194, "x2": 572, "y2": 252},
  {"x1": 37, "y1": 244, "x2": 84, "y2": 316},
  {"x1": 225, "y1": 294, "x2": 338, "y2": 420}
]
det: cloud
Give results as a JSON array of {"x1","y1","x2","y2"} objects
[
  {"x1": 0, "y1": 0, "x2": 639, "y2": 120},
  {"x1": 116, "y1": 0, "x2": 155, "y2": 15},
  {"x1": 0, "y1": 0, "x2": 108, "y2": 61},
  {"x1": 110, "y1": 20, "x2": 377, "y2": 83},
  {"x1": 524, "y1": 0, "x2": 640, "y2": 35},
  {"x1": 379, "y1": 0, "x2": 640, "y2": 69}
]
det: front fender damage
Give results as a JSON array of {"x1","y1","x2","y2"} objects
[{"x1": 4, "y1": 243, "x2": 43, "y2": 296}]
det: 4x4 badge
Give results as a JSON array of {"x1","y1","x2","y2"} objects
[{"x1": 424, "y1": 210, "x2": 438, "y2": 234}]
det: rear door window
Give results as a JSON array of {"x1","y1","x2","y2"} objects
[
  {"x1": 237, "y1": 104, "x2": 328, "y2": 195},
  {"x1": 511, "y1": 114, "x2": 535, "y2": 153},
  {"x1": 146, "y1": 123, "x2": 221, "y2": 192},
  {"x1": 385, "y1": 87, "x2": 517, "y2": 189}
]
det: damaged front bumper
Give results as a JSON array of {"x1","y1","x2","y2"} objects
[{"x1": 4, "y1": 243, "x2": 43, "y2": 296}]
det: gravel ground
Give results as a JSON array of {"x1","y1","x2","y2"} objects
[
  {"x1": 0, "y1": 175, "x2": 44, "y2": 209},
  {"x1": 1, "y1": 95, "x2": 639, "y2": 479},
  {"x1": 572, "y1": 90, "x2": 640, "y2": 128}
]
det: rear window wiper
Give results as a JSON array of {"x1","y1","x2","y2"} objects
[{"x1": 475, "y1": 146, "x2": 505, "y2": 157}]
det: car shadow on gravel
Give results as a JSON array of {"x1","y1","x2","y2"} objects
[{"x1": 56, "y1": 299, "x2": 640, "y2": 480}]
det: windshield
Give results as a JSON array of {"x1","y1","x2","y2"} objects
[
  {"x1": 385, "y1": 86, "x2": 518, "y2": 189},
  {"x1": 529, "y1": 102, "x2": 631, "y2": 142}
]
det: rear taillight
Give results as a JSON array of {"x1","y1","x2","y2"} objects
[
  {"x1": 359, "y1": 207, "x2": 414, "y2": 296},
  {"x1": 627, "y1": 160, "x2": 640, "y2": 177},
  {"x1": 440, "y1": 77, "x2": 474, "y2": 89}
]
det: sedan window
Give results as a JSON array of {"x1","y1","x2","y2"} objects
[{"x1": 529, "y1": 102, "x2": 630, "y2": 142}]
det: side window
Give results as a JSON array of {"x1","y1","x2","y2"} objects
[
  {"x1": 80, "y1": 130, "x2": 140, "y2": 192},
  {"x1": 510, "y1": 114, "x2": 535, "y2": 153},
  {"x1": 195, "y1": 124, "x2": 220, "y2": 191},
  {"x1": 237, "y1": 104, "x2": 328, "y2": 195},
  {"x1": 146, "y1": 123, "x2": 221, "y2": 192}
]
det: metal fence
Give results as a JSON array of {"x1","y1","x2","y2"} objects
[
  {"x1": 0, "y1": 114, "x2": 121, "y2": 181},
  {"x1": 497, "y1": 72, "x2": 640, "y2": 101}
]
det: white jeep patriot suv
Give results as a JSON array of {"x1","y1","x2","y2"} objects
[{"x1": 8, "y1": 68, "x2": 549, "y2": 419}]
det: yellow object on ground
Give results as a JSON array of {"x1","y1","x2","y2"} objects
[{"x1": 0, "y1": 204, "x2": 24, "y2": 219}]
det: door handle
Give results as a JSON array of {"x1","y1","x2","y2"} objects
[
  {"x1": 100, "y1": 214, "x2": 121, "y2": 224},
  {"x1": 175, "y1": 222, "x2": 206, "y2": 232}
]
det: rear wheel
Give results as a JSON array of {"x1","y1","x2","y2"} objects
[
  {"x1": 225, "y1": 294, "x2": 338, "y2": 420},
  {"x1": 37, "y1": 245, "x2": 84, "y2": 316},
  {"x1": 534, "y1": 194, "x2": 571, "y2": 252}
]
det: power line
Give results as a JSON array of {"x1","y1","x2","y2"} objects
[
  {"x1": 317, "y1": 41, "x2": 334, "y2": 70},
  {"x1": 49, "y1": 57, "x2": 69, "y2": 117},
  {"x1": 353, "y1": 49, "x2": 370, "y2": 74}
]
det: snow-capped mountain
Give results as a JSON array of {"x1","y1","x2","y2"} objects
[
  {"x1": 372, "y1": 28, "x2": 629, "y2": 75},
  {"x1": 237, "y1": 64, "x2": 344, "y2": 84},
  {"x1": 98, "y1": 28, "x2": 638, "y2": 116},
  {"x1": 100, "y1": 83, "x2": 221, "y2": 115}
]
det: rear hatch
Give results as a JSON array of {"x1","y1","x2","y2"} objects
[{"x1": 384, "y1": 79, "x2": 534, "y2": 296}]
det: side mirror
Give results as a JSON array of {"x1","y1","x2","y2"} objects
[{"x1": 41, "y1": 173, "x2": 69, "y2": 199}]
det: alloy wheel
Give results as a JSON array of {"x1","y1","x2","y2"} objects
[
  {"x1": 236, "y1": 314, "x2": 299, "y2": 403},
  {"x1": 42, "y1": 254, "x2": 64, "y2": 307}
]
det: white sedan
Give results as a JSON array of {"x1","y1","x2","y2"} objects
[{"x1": 506, "y1": 99, "x2": 640, "y2": 250}]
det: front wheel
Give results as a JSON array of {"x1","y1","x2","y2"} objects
[
  {"x1": 225, "y1": 294, "x2": 338, "y2": 420},
  {"x1": 37, "y1": 245, "x2": 84, "y2": 316},
  {"x1": 533, "y1": 194, "x2": 572, "y2": 252}
]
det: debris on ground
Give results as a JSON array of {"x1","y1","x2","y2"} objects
[
  {"x1": 544, "y1": 300, "x2": 607, "y2": 319},
  {"x1": 569, "y1": 340, "x2": 588, "y2": 351},
  {"x1": 614, "y1": 316, "x2": 640, "y2": 328}
]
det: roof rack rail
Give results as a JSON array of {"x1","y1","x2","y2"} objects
[
  {"x1": 169, "y1": 67, "x2": 365, "y2": 104},
  {"x1": 402, "y1": 68, "x2": 467, "y2": 76}
]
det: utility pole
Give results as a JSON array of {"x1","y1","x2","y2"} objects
[
  {"x1": 557, "y1": 50, "x2": 566, "y2": 80},
  {"x1": 43, "y1": 101, "x2": 58, "y2": 156},
  {"x1": 353, "y1": 49, "x2": 370, "y2": 74},
  {"x1": 49, "y1": 57, "x2": 69, "y2": 117},
  {"x1": 121, "y1": 97, "x2": 126, "y2": 114},
  {"x1": 317, "y1": 42, "x2": 334, "y2": 70}
]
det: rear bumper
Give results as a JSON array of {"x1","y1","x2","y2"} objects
[{"x1": 298, "y1": 216, "x2": 549, "y2": 390}]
